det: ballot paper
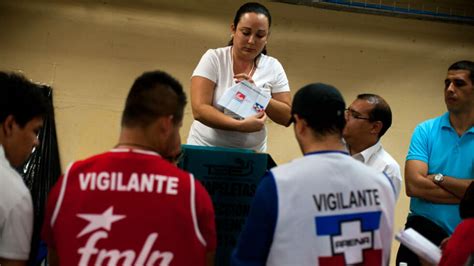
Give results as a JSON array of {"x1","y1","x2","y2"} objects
[
  {"x1": 217, "y1": 80, "x2": 271, "y2": 119},
  {"x1": 395, "y1": 228, "x2": 442, "y2": 265}
]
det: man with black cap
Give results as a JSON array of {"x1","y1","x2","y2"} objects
[{"x1": 232, "y1": 83, "x2": 396, "y2": 266}]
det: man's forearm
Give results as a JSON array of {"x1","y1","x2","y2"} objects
[
  {"x1": 406, "y1": 174, "x2": 460, "y2": 203},
  {"x1": 433, "y1": 175, "x2": 473, "y2": 199},
  {"x1": 405, "y1": 160, "x2": 461, "y2": 204}
]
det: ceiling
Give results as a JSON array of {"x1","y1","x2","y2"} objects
[{"x1": 275, "y1": 0, "x2": 474, "y2": 25}]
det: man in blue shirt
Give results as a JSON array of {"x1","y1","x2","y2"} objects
[{"x1": 396, "y1": 60, "x2": 474, "y2": 265}]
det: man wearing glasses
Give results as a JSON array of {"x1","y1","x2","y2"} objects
[{"x1": 343, "y1": 94, "x2": 401, "y2": 199}]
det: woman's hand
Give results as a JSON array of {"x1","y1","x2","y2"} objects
[
  {"x1": 191, "y1": 76, "x2": 265, "y2": 132},
  {"x1": 238, "y1": 112, "x2": 267, "y2": 132},
  {"x1": 234, "y1": 73, "x2": 254, "y2": 84},
  {"x1": 233, "y1": 74, "x2": 292, "y2": 127}
]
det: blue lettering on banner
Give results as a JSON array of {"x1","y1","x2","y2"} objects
[{"x1": 315, "y1": 211, "x2": 381, "y2": 236}]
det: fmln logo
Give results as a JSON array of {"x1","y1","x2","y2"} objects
[
  {"x1": 315, "y1": 211, "x2": 382, "y2": 265},
  {"x1": 76, "y1": 206, "x2": 174, "y2": 265}
]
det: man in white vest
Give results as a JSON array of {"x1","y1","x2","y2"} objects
[{"x1": 232, "y1": 83, "x2": 396, "y2": 266}]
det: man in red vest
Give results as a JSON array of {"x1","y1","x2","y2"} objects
[{"x1": 42, "y1": 70, "x2": 216, "y2": 266}]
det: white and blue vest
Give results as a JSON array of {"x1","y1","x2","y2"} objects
[{"x1": 267, "y1": 151, "x2": 395, "y2": 266}]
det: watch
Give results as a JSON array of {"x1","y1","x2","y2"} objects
[{"x1": 433, "y1": 173, "x2": 444, "y2": 184}]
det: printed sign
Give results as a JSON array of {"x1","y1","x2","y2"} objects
[
  {"x1": 217, "y1": 80, "x2": 271, "y2": 118},
  {"x1": 178, "y1": 145, "x2": 275, "y2": 266},
  {"x1": 315, "y1": 211, "x2": 382, "y2": 265}
]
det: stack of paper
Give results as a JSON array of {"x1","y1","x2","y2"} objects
[
  {"x1": 217, "y1": 80, "x2": 271, "y2": 119},
  {"x1": 395, "y1": 228, "x2": 442, "y2": 265}
]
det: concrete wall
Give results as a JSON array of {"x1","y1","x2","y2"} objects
[{"x1": 1, "y1": 0, "x2": 473, "y2": 263}]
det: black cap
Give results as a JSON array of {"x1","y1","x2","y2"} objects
[{"x1": 291, "y1": 83, "x2": 346, "y2": 133}]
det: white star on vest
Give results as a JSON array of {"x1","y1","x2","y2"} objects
[{"x1": 76, "y1": 206, "x2": 126, "y2": 238}]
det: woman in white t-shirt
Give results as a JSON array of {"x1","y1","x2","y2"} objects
[{"x1": 187, "y1": 2, "x2": 291, "y2": 152}]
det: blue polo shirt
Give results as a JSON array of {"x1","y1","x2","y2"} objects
[{"x1": 407, "y1": 112, "x2": 474, "y2": 234}]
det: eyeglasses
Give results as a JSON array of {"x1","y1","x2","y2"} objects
[{"x1": 345, "y1": 108, "x2": 371, "y2": 121}]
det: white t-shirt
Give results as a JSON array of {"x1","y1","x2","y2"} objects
[
  {"x1": 0, "y1": 145, "x2": 33, "y2": 260},
  {"x1": 187, "y1": 46, "x2": 290, "y2": 152},
  {"x1": 352, "y1": 141, "x2": 402, "y2": 199}
]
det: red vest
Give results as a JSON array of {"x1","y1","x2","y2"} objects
[{"x1": 42, "y1": 149, "x2": 216, "y2": 266}]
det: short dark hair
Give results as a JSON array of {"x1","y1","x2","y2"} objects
[
  {"x1": 357, "y1": 93, "x2": 392, "y2": 138},
  {"x1": 228, "y1": 2, "x2": 272, "y2": 56},
  {"x1": 460, "y1": 181, "x2": 474, "y2": 219},
  {"x1": 292, "y1": 83, "x2": 346, "y2": 137},
  {"x1": 0, "y1": 72, "x2": 49, "y2": 127},
  {"x1": 121, "y1": 70, "x2": 187, "y2": 128},
  {"x1": 448, "y1": 60, "x2": 474, "y2": 82}
]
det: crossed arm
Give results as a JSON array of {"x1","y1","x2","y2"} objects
[{"x1": 405, "y1": 160, "x2": 473, "y2": 203}]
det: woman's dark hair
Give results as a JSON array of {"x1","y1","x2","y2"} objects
[{"x1": 227, "y1": 2, "x2": 271, "y2": 56}]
